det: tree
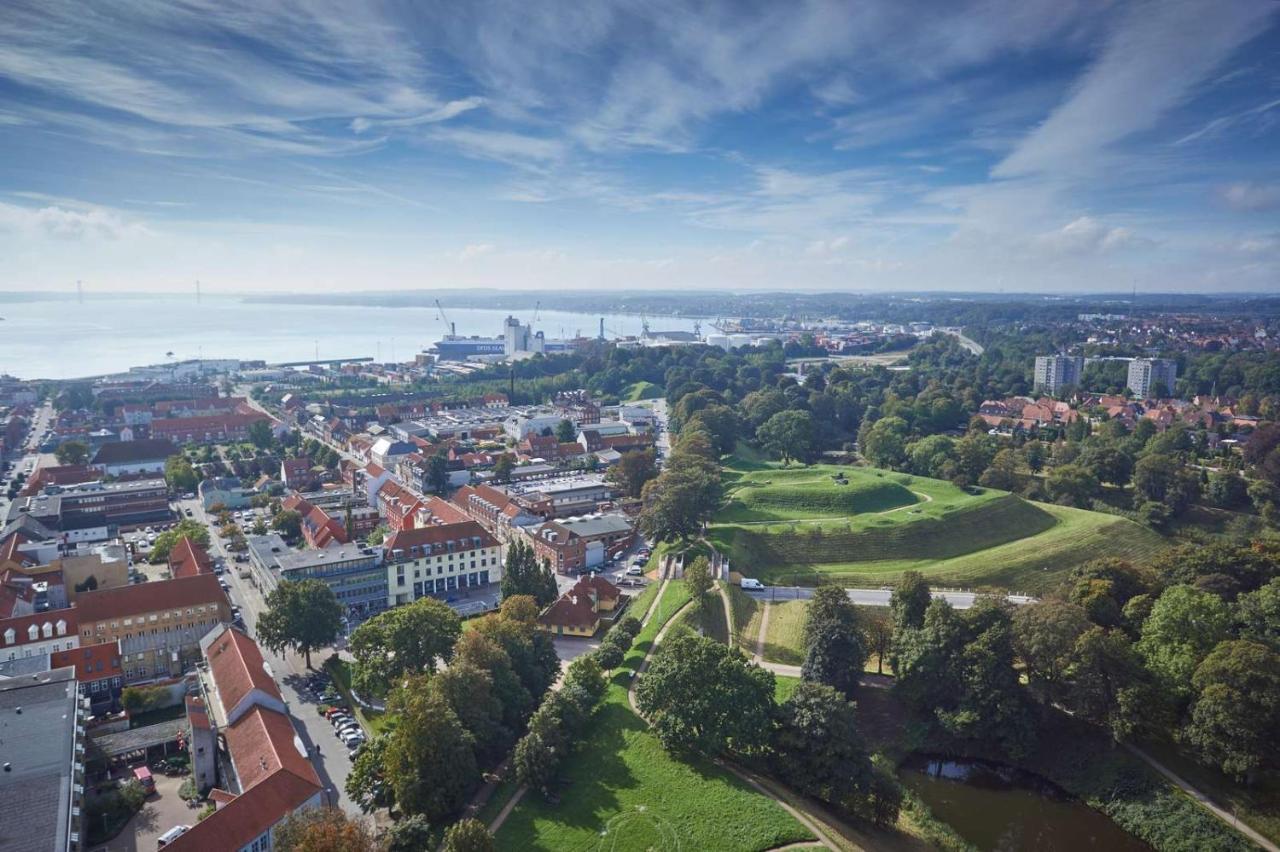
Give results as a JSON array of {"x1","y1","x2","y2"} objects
[
  {"x1": 513, "y1": 701, "x2": 567, "y2": 798},
  {"x1": 1205, "y1": 472, "x2": 1249, "y2": 509},
  {"x1": 890, "y1": 571, "x2": 932, "y2": 633},
  {"x1": 635, "y1": 632, "x2": 774, "y2": 756},
  {"x1": 386, "y1": 679, "x2": 479, "y2": 821},
  {"x1": 1079, "y1": 445, "x2": 1134, "y2": 488},
  {"x1": 491, "y1": 453, "x2": 515, "y2": 484},
  {"x1": 366, "y1": 524, "x2": 388, "y2": 546},
  {"x1": 893, "y1": 599, "x2": 1034, "y2": 756},
  {"x1": 757, "y1": 410, "x2": 816, "y2": 465},
  {"x1": 978, "y1": 448, "x2": 1022, "y2": 491},
  {"x1": 687, "y1": 404, "x2": 741, "y2": 456},
  {"x1": 453, "y1": 631, "x2": 534, "y2": 734},
  {"x1": 1236, "y1": 578, "x2": 1280, "y2": 650},
  {"x1": 499, "y1": 594, "x2": 539, "y2": 625},
  {"x1": 383, "y1": 814, "x2": 434, "y2": 852},
  {"x1": 1066, "y1": 627, "x2": 1163, "y2": 741},
  {"x1": 499, "y1": 540, "x2": 558, "y2": 606},
  {"x1": 273, "y1": 807, "x2": 377, "y2": 852},
  {"x1": 555, "y1": 418, "x2": 577, "y2": 443},
  {"x1": 469, "y1": 615, "x2": 561, "y2": 711},
  {"x1": 349, "y1": 598, "x2": 461, "y2": 697},
  {"x1": 428, "y1": 451, "x2": 451, "y2": 495},
  {"x1": 858, "y1": 416, "x2": 908, "y2": 469},
  {"x1": 1046, "y1": 464, "x2": 1099, "y2": 508},
  {"x1": 771, "y1": 682, "x2": 872, "y2": 808},
  {"x1": 248, "y1": 419, "x2": 275, "y2": 450},
  {"x1": 638, "y1": 464, "x2": 720, "y2": 542},
  {"x1": 148, "y1": 519, "x2": 211, "y2": 563},
  {"x1": 1134, "y1": 453, "x2": 1200, "y2": 514},
  {"x1": 607, "y1": 448, "x2": 657, "y2": 499},
  {"x1": 862, "y1": 615, "x2": 892, "y2": 675},
  {"x1": 272, "y1": 509, "x2": 303, "y2": 543},
  {"x1": 164, "y1": 454, "x2": 199, "y2": 492},
  {"x1": 685, "y1": 555, "x2": 713, "y2": 611},
  {"x1": 345, "y1": 734, "x2": 393, "y2": 813},
  {"x1": 1012, "y1": 599, "x2": 1090, "y2": 704},
  {"x1": 1137, "y1": 585, "x2": 1230, "y2": 701},
  {"x1": 801, "y1": 585, "x2": 866, "y2": 697},
  {"x1": 442, "y1": 818, "x2": 495, "y2": 852},
  {"x1": 1184, "y1": 640, "x2": 1280, "y2": 782},
  {"x1": 54, "y1": 440, "x2": 90, "y2": 466},
  {"x1": 256, "y1": 579, "x2": 343, "y2": 668},
  {"x1": 427, "y1": 662, "x2": 510, "y2": 764}
]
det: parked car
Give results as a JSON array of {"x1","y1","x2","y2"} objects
[
  {"x1": 158, "y1": 826, "x2": 191, "y2": 848},
  {"x1": 626, "y1": 565, "x2": 644, "y2": 576}
]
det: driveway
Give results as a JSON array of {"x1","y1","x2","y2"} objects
[{"x1": 91, "y1": 772, "x2": 196, "y2": 852}]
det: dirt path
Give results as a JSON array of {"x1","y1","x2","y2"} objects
[{"x1": 1124, "y1": 744, "x2": 1279, "y2": 852}]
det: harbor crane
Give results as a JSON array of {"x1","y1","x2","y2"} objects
[{"x1": 434, "y1": 299, "x2": 456, "y2": 337}]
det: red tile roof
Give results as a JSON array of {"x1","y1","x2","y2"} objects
[
  {"x1": 50, "y1": 639, "x2": 121, "y2": 682},
  {"x1": 168, "y1": 536, "x2": 214, "y2": 579},
  {"x1": 206, "y1": 625, "x2": 282, "y2": 714},
  {"x1": 75, "y1": 573, "x2": 226, "y2": 625},
  {"x1": 224, "y1": 705, "x2": 318, "y2": 791},
  {"x1": 573, "y1": 574, "x2": 621, "y2": 604},
  {"x1": 166, "y1": 755, "x2": 320, "y2": 852},
  {"x1": 537, "y1": 593, "x2": 600, "y2": 630},
  {"x1": 384, "y1": 520, "x2": 496, "y2": 555},
  {"x1": 0, "y1": 607, "x2": 77, "y2": 646}
]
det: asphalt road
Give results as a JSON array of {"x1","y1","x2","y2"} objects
[{"x1": 744, "y1": 585, "x2": 1035, "y2": 609}]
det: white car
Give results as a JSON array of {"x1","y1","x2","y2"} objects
[
  {"x1": 158, "y1": 825, "x2": 191, "y2": 847},
  {"x1": 740, "y1": 578, "x2": 766, "y2": 590},
  {"x1": 625, "y1": 565, "x2": 644, "y2": 576}
]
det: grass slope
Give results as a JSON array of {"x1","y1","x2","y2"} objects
[
  {"x1": 622, "y1": 381, "x2": 663, "y2": 401},
  {"x1": 712, "y1": 454, "x2": 1168, "y2": 593},
  {"x1": 761, "y1": 600, "x2": 808, "y2": 666},
  {"x1": 497, "y1": 581, "x2": 812, "y2": 852},
  {"x1": 725, "y1": 583, "x2": 762, "y2": 652},
  {"x1": 718, "y1": 465, "x2": 920, "y2": 523}
]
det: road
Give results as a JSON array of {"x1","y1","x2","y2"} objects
[
  {"x1": 183, "y1": 496, "x2": 362, "y2": 815},
  {"x1": 939, "y1": 327, "x2": 984, "y2": 356},
  {"x1": 745, "y1": 585, "x2": 1035, "y2": 609},
  {"x1": 1, "y1": 399, "x2": 55, "y2": 518}
]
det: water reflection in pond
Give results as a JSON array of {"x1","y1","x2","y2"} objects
[{"x1": 899, "y1": 755, "x2": 1150, "y2": 851}]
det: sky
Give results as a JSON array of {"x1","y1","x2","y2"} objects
[{"x1": 1, "y1": 0, "x2": 1279, "y2": 295}]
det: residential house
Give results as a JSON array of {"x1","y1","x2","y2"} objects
[
  {"x1": 151, "y1": 412, "x2": 271, "y2": 445},
  {"x1": 280, "y1": 456, "x2": 313, "y2": 489},
  {"x1": 451, "y1": 483, "x2": 540, "y2": 539},
  {"x1": 537, "y1": 574, "x2": 622, "y2": 636}
]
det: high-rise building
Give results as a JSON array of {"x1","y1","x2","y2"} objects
[
  {"x1": 1033, "y1": 355, "x2": 1084, "y2": 396},
  {"x1": 1127, "y1": 359, "x2": 1178, "y2": 399}
]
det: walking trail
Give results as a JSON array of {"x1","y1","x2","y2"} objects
[{"x1": 1123, "y1": 744, "x2": 1279, "y2": 852}]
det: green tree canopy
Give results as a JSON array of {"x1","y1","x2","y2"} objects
[
  {"x1": 635, "y1": 631, "x2": 774, "y2": 756},
  {"x1": 349, "y1": 597, "x2": 461, "y2": 697},
  {"x1": 1136, "y1": 585, "x2": 1230, "y2": 702},
  {"x1": 1184, "y1": 640, "x2": 1280, "y2": 782},
  {"x1": 54, "y1": 440, "x2": 90, "y2": 466},
  {"x1": 499, "y1": 540, "x2": 558, "y2": 606},
  {"x1": 385, "y1": 677, "x2": 479, "y2": 822},
  {"x1": 771, "y1": 681, "x2": 872, "y2": 808},
  {"x1": 255, "y1": 579, "x2": 343, "y2": 668}
]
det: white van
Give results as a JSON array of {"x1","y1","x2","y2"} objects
[
  {"x1": 157, "y1": 825, "x2": 191, "y2": 847},
  {"x1": 740, "y1": 578, "x2": 765, "y2": 591}
]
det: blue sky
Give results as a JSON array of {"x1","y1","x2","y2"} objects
[{"x1": 1, "y1": 0, "x2": 1278, "y2": 294}]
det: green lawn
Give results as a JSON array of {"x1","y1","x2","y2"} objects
[
  {"x1": 761, "y1": 600, "x2": 808, "y2": 666},
  {"x1": 622, "y1": 381, "x2": 663, "y2": 401},
  {"x1": 325, "y1": 657, "x2": 397, "y2": 735},
  {"x1": 725, "y1": 583, "x2": 762, "y2": 653},
  {"x1": 712, "y1": 453, "x2": 1169, "y2": 593},
  {"x1": 495, "y1": 581, "x2": 813, "y2": 851},
  {"x1": 774, "y1": 676, "x2": 802, "y2": 703}
]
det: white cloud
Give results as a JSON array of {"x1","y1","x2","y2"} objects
[
  {"x1": 426, "y1": 127, "x2": 566, "y2": 165},
  {"x1": 0, "y1": 200, "x2": 152, "y2": 240},
  {"x1": 1033, "y1": 216, "x2": 1149, "y2": 254},
  {"x1": 458, "y1": 243, "x2": 496, "y2": 261},
  {"x1": 1218, "y1": 181, "x2": 1280, "y2": 212},
  {"x1": 994, "y1": 0, "x2": 1276, "y2": 177}
]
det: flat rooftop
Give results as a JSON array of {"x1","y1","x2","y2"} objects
[{"x1": 0, "y1": 667, "x2": 79, "y2": 852}]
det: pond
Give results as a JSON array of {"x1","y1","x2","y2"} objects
[{"x1": 899, "y1": 755, "x2": 1150, "y2": 851}]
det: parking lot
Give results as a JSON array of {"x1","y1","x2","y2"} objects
[{"x1": 89, "y1": 772, "x2": 195, "y2": 852}]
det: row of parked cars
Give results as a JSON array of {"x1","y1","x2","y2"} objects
[{"x1": 305, "y1": 672, "x2": 368, "y2": 754}]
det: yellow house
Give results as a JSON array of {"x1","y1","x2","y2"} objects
[{"x1": 536, "y1": 575, "x2": 622, "y2": 636}]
